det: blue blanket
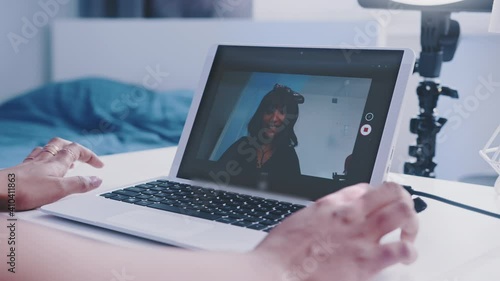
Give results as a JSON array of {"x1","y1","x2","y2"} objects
[{"x1": 0, "y1": 78, "x2": 192, "y2": 168}]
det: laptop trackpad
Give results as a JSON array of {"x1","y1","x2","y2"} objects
[{"x1": 107, "y1": 210, "x2": 215, "y2": 239}]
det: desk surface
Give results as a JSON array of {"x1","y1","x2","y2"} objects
[{"x1": 10, "y1": 147, "x2": 500, "y2": 281}]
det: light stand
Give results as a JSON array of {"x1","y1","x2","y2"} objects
[
  {"x1": 403, "y1": 11, "x2": 460, "y2": 178},
  {"x1": 358, "y1": 0, "x2": 494, "y2": 178}
]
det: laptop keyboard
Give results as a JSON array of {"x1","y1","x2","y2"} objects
[{"x1": 100, "y1": 180, "x2": 305, "y2": 232}]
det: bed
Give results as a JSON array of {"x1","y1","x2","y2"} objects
[
  {"x1": 0, "y1": 78, "x2": 192, "y2": 168},
  {"x1": 0, "y1": 19, "x2": 380, "y2": 168}
]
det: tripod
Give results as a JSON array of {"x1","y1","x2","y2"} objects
[
  {"x1": 404, "y1": 11, "x2": 460, "y2": 178},
  {"x1": 404, "y1": 81, "x2": 458, "y2": 177}
]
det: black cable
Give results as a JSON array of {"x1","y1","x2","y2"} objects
[{"x1": 403, "y1": 185, "x2": 500, "y2": 220}]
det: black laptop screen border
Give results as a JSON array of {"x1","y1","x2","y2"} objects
[{"x1": 177, "y1": 45, "x2": 404, "y2": 200}]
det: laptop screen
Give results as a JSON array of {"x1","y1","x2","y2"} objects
[{"x1": 178, "y1": 45, "x2": 404, "y2": 200}]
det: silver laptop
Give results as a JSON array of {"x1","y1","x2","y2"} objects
[{"x1": 42, "y1": 45, "x2": 415, "y2": 252}]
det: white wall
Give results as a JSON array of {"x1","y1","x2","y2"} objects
[
  {"x1": 51, "y1": 20, "x2": 380, "y2": 90},
  {"x1": 295, "y1": 77, "x2": 371, "y2": 179},
  {"x1": 254, "y1": 0, "x2": 372, "y2": 21},
  {"x1": 0, "y1": 0, "x2": 79, "y2": 103}
]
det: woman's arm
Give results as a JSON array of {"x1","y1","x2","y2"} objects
[
  {"x1": 1, "y1": 182, "x2": 418, "y2": 281},
  {"x1": 1, "y1": 220, "x2": 276, "y2": 281},
  {"x1": 0, "y1": 138, "x2": 419, "y2": 281}
]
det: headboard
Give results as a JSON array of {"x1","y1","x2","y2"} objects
[{"x1": 51, "y1": 19, "x2": 383, "y2": 91}]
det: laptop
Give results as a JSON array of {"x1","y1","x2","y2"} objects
[{"x1": 42, "y1": 45, "x2": 416, "y2": 252}]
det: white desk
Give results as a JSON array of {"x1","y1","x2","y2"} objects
[{"x1": 12, "y1": 147, "x2": 500, "y2": 281}]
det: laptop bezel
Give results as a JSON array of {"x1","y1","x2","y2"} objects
[{"x1": 170, "y1": 44, "x2": 415, "y2": 194}]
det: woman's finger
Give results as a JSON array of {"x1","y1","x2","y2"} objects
[
  {"x1": 368, "y1": 242, "x2": 418, "y2": 274},
  {"x1": 316, "y1": 183, "x2": 370, "y2": 207},
  {"x1": 36, "y1": 137, "x2": 72, "y2": 160},
  {"x1": 18, "y1": 176, "x2": 104, "y2": 210},
  {"x1": 363, "y1": 199, "x2": 419, "y2": 243},
  {"x1": 60, "y1": 176, "x2": 103, "y2": 195},
  {"x1": 52, "y1": 142, "x2": 104, "y2": 169},
  {"x1": 23, "y1": 146, "x2": 43, "y2": 162}
]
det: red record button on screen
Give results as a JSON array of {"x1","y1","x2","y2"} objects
[{"x1": 360, "y1": 124, "x2": 372, "y2": 136}]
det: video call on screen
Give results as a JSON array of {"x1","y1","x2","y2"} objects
[{"x1": 178, "y1": 46, "x2": 403, "y2": 200}]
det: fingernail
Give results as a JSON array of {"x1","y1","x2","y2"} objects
[{"x1": 89, "y1": 176, "x2": 103, "y2": 188}]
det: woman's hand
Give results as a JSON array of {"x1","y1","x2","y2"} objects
[
  {"x1": 253, "y1": 182, "x2": 419, "y2": 281},
  {"x1": 1, "y1": 137, "x2": 104, "y2": 211}
]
